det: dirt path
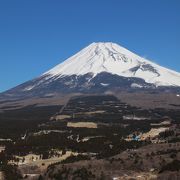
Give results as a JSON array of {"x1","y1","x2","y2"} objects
[{"x1": 0, "y1": 171, "x2": 5, "y2": 180}]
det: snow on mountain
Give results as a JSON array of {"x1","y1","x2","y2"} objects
[{"x1": 44, "y1": 42, "x2": 180, "y2": 87}]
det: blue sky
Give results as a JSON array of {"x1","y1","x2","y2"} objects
[{"x1": 0, "y1": 0, "x2": 180, "y2": 92}]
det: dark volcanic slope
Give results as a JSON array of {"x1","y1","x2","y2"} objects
[
  {"x1": 0, "y1": 72, "x2": 179, "y2": 110},
  {"x1": 0, "y1": 72, "x2": 155, "y2": 99}
]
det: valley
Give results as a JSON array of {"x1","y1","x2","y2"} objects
[{"x1": 0, "y1": 94, "x2": 180, "y2": 179}]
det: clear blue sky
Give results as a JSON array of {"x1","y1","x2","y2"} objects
[{"x1": 0, "y1": 0, "x2": 180, "y2": 92}]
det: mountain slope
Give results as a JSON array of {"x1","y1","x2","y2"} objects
[{"x1": 0, "y1": 42, "x2": 180, "y2": 101}]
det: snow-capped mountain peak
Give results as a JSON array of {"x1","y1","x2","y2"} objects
[{"x1": 44, "y1": 42, "x2": 180, "y2": 87}]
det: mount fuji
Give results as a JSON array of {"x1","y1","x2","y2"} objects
[
  {"x1": 44, "y1": 42, "x2": 180, "y2": 87},
  {"x1": 1, "y1": 42, "x2": 180, "y2": 100}
]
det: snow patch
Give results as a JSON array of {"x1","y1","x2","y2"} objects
[
  {"x1": 131, "y1": 83, "x2": 143, "y2": 88},
  {"x1": 23, "y1": 85, "x2": 35, "y2": 91},
  {"x1": 100, "y1": 83, "x2": 109, "y2": 86}
]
